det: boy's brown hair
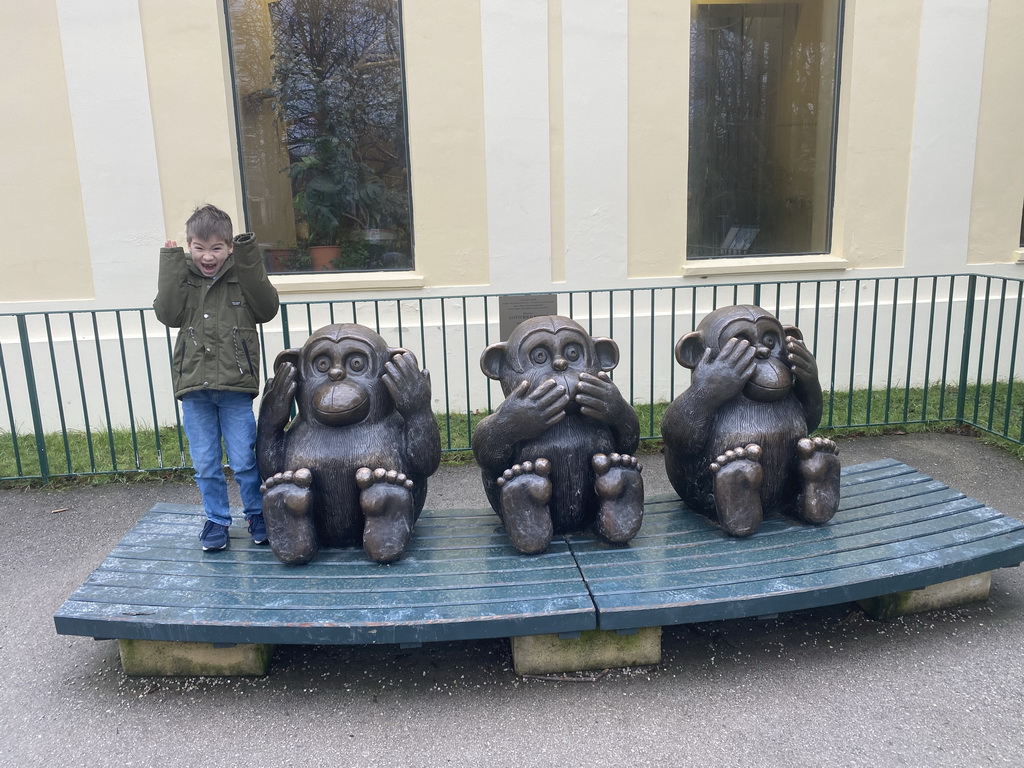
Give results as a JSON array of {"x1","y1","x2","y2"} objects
[{"x1": 185, "y1": 204, "x2": 234, "y2": 244}]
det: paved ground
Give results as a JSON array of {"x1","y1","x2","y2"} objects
[{"x1": 2, "y1": 432, "x2": 1023, "y2": 767}]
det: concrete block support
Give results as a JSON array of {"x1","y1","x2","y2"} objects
[
  {"x1": 118, "y1": 639, "x2": 275, "y2": 676},
  {"x1": 511, "y1": 627, "x2": 661, "y2": 675},
  {"x1": 857, "y1": 572, "x2": 992, "y2": 620}
]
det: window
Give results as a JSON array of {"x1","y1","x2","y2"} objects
[
  {"x1": 225, "y1": 0, "x2": 413, "y2": 273},
  {"x1": 687, "y1": 1, "x2": 843, "y2": 259}
]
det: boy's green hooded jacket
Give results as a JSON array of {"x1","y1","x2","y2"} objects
[{"x1": 153, "y1": 233, "x2": 280, "y2": 399}]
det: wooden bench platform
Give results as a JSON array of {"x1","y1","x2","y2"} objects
[
  {"x1": 571, "y1": 459, "x2": 1024, "y2": 629},
  {"x1": 53, "y1": 506, "x2": 595, "y2": 646},
  {"x1": 54, "y1": 459, "x2": 1024, "y2": 674}
]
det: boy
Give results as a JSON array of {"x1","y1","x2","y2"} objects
[{"x1": 154, "y1": 204, "x2": 280, "y2": 551}]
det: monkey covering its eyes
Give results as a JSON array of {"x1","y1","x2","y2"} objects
[
  {"x1": 472, "y1": 315, "x2": 644, "y2": 554},
  {"x1": 256, "y1": 324, "x2": 441, "y2": 564},
  {"x1": 661, "y1": 305, "x2": 840, "y2": 536}
]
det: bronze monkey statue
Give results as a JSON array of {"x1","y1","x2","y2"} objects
[
  {"x1": 473, "y1": 315, "x2": 644, "y2": 553},
  {"x1": 257, "y1": 323, "x2": 441, "y2": 564},
  {"x1": 661, "y1": 305, "x2": 840, "y2": 536}
]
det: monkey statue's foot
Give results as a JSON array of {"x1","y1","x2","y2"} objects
[
  {"x1": 357, "y1": 468, "x2": 416, "y2": 564},
  {"x1": 710, "y1": 444, "x2": 764, "y2": 537},
  {"x1": 795, "y1": 436, "x2": 841, "y2": 525},
  {"x1": 592, "y1": 453, "x2": 644, "y2": 544},
  {"x1": 260, "y1": 468, "x2": 317, "y2": 565},
  {"x1": 497, "y1": 458, "x2": 554, "y2": 554}
]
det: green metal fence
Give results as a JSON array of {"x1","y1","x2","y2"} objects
[{"x1": 2, "y1": 273, "x2": 1023, "y2": 482}]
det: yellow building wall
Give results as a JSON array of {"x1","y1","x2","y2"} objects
[
  {"x1": 832, "y1": 0, "x2": 921, "y2": 270},
  {"x1": 548, "y1": 0, "x2": 567, "y2": 284},
  {"x1": 626, "y1": 0, "x2": 689, "y2": 279},
  {"x1": 968, "y1": 0, "x2": 1024, "y2": 265},
  {"x1": 0, "y1": 1, "x2": 93, "y2": 303},
  {"x1": 402, "y1": 0, "x2": 490, "y2": 287},
  {"x1": 139, "y1": 0, "x2": 246, "y2": 244}
]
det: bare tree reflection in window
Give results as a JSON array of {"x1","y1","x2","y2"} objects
[{"x1": 227, "y1": 0, "x2": 412, "y2": 272}]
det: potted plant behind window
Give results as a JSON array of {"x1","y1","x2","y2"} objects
[
  {"x1": 289, "y1": 146, "x2": 344, "y2": 270},
  {"x1": 264, "y1": 241, "x2": 297, "y2": 273}
]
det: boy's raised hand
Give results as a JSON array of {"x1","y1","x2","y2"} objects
[{"x1": 164, "y1": 240, "x2": 177, "y2": 248}]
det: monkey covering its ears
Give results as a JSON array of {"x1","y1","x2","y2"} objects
[{"x1": 257, "y1": 323, "x2": 441, "y2": 564}]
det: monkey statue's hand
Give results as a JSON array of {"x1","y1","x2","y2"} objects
[
  {"x1": 692, "y1": 337, "x2": 756, "y2": 402},
  {"x1": 260, "y1": 361, "x2": 298, "y2": 431},
  {"x1": 786, "y1": 336, "x2": 819, "y2": 385},
  {"x1": 498, "y1": 378, "x2": 569, "y2": 439},
  {"x1": 383, "y1": 351, "x2": 432, "y2": 417},
  {"x1": 575, "y1": 371, "x2": 627, "y2": 424}
]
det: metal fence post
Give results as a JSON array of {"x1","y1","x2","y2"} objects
[
  {"x1": 16, "y1": 315, "x2": 49, "y2": 482},
  {"x1": 956, "y1": 274, "x2": 978, "y2": 426}
]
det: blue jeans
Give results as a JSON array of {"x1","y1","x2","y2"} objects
[{"x1": 181, "y1": 390, "x2": 262, "y2": 527}]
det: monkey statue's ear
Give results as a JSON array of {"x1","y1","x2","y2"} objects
[
  {"x1": 273, "y1": 349, "x2": 302, "y2": 376},
  {"x1": 783, "y1": 325, "x2": 804, "y2": 342},
  {"x1": 675, "y1": 332, "x2": 706, "y2": 370},
  {"x1": 480, "y1": 342, "x2": 509, "y2": 381},
  {"x1": 593, "y1": 337, "x2": 620, "y2": 371}
]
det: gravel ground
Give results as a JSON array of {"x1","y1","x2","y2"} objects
[{"x1": 2, "y1": 432, "x2": 1023, "y2": 767}]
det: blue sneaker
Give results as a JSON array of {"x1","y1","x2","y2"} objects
[
  {"x1": 200, "y1": 520, "x2": 230, "y2": 551},
  {"x1": 247, "y1": 514, "x2": 268, "y2": 545}
]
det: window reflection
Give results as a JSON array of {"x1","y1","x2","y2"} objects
[
  {"x1": 227, "y1": 0, "x2": 412, "y2": 273},
  {"x1": 688, "y1": 1, "x2": 842, "y2": 259}
]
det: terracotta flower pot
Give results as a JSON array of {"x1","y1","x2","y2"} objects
[
  {"x1": 308, "y1": 245, "x2": 342, "y2": 271},
  {"x1": 265, "y1": 248, "x2": 295, "y2": 273}
]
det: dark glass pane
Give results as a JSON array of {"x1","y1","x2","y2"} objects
[
  {"x1": 227, "y1": 0, "x2": 413, "y2": 272},
  {"x1": 687, "y1": 1, "x2": 842, "y2": 259}
]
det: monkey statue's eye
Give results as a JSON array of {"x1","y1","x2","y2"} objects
[
  {"x1": 762, "y1": 335, "x2": 776, "y2": 349},
  {"x1": 563, "y1": 343, "x2": 583, "y2": 362},
  {"x1": 346, "y1": 353, "x2": 369, "y2": 374},
  {"x1": 530, "y1": 348, "x2": 549, "y2": 365},
  {"x1": 314, "y1": 355, "x2": 332, "y2": 373}
]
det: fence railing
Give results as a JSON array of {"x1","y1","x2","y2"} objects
[{"x1": 3, "y1": 273, "x2": 1023, "y2": 482}]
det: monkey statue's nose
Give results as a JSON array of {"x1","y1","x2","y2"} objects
[
  {"x1": 552, "y1": 357, "x2": 568, "y2": 371},
  {"x1": 328, "y1": 367, "x2": 346, "y2": 381},
  {"x1": 755, "y1": 345, "x2": 771, "y2": 359}
]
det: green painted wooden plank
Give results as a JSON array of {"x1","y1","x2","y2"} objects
[
  {"x1": 572, "y1": 488, "x2": 974, "y2": 559},
  {"x1": 571, "y1": 461, "x2": 1024, "y2": 629},
  {"x1": 572, "y1": 499, "x2": 992, "y2": 575},
  {"x1": 584, "y1": 513, "x2": 1020, "y2": 594},
  {"x1": 574, "y1": 493, "x2": 984, "y2": 560},
  {"x1": 81, "y1": 568, "x2": 589, "y2": 596},
  {"x1": 102, "y1": 546, "x2": 575, "y2": 574},
  {"x1": 55, "y1": 502, "x2": 596, "y2": 644},
  {"x1": 591, "y1": 531, "x2": 1024, "y2": 629},
  {"x1": 65, "y1": 578, "x2": 591, "y2": 612},
  {"x1": 92, "y1": 555, "x2": 579, "y2": 582},
  {"x1": 74, "y1": 573, "x2": 593, "y2": 610},
  {"x1": 54, "y1": 598, "x2": 596, "y2": 645},
  {"x1": 149, "y1": 501, "x2": 500, "y2": 522},
  {"x1": 116, "y1": 526, "x2": 517, "y2": 553},
  {"x1": 640, "y1": 464, "x2": 928, "y2": 516}
]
